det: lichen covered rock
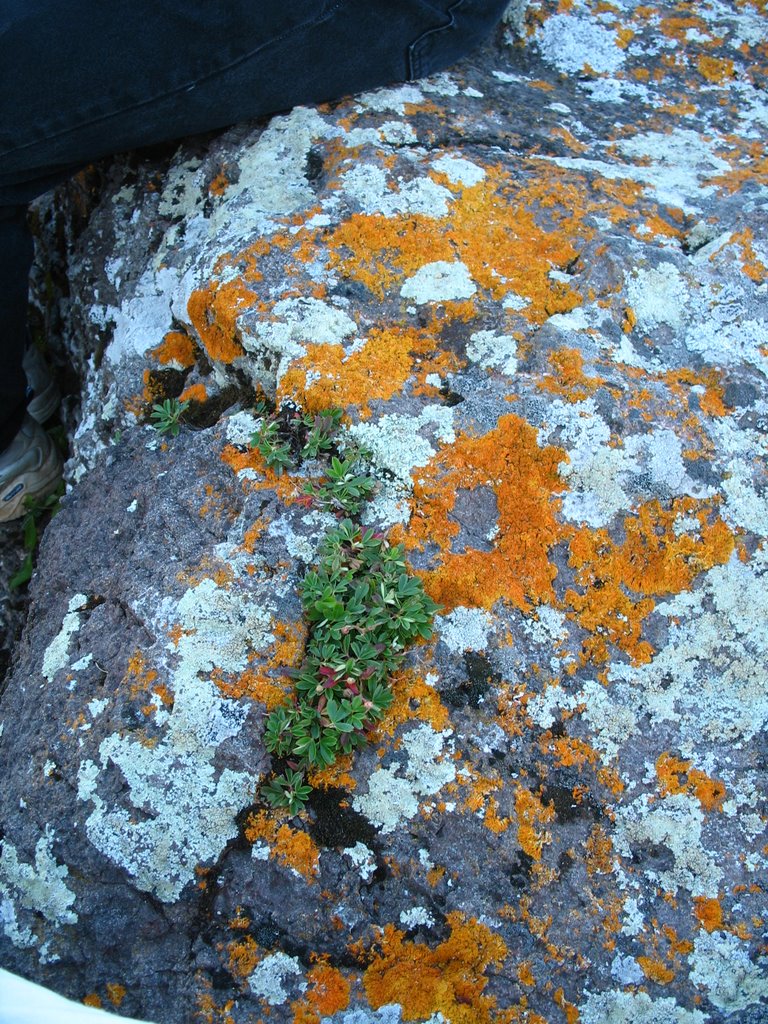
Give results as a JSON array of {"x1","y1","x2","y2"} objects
[{"x1": 2, "y1": 2, "x2": 767, "y2": 1022}]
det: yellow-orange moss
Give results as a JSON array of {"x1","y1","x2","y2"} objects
[
  {"x1": 514, "y1": 786, "x2": 555, "y2": 861},
  {"x1": 565, "y1": 497, "x2": 735, "y2": 665},
  {"x1": 656, "y1": 752, "x2": 727, "y2": 812},
  {"x1": 150, "y1": 330, "x2": 196, "y2": 368},
  {"x1": 188, "y1": 279, "x2": 253, "y2": 363},
  {"x1": 291, "y1": 958, "x2": 350, "y2": 1024},
  {"x1": 538, "y1": 348, "x2": 607, "y2": 401},
  {"x1": 363, "y1": 913, "x2": 507, "y2": 1024},
  {"x1": 244, "y1": 811, "x2": 320, "y2": 882},
  {"x1": 396, "y1": 414, "x2": 566, "y2": 611}
]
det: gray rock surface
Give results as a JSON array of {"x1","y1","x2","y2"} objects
[{"x1": 2, "y1": 2, "x2": 767, "y2": 1022}]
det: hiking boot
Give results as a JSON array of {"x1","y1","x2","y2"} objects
[
  {"x1": 23, "y1": 344, "x2": 61, "y2": 424},
  {"x1": 0, "y1": 414, "x2": 63, "y2": 523}
]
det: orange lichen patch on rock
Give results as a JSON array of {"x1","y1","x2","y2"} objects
[
  {"x1": 637, "y1": 956, "x2": 675, "y2": 985},
  {"x1": 290, "y1": 957, "x2": 351, "y2": 1024},
  {"x1": 550, "y1": 126, "x2": 589, "y2": 154},
  {"x1": 398, "y1": 414, "x2": 566, "y2": 611},
  {"x1": 549, "y1": 734, "x2": 600, "y2": 770},
  {"x1": 150, "y1": 330, "x2": 196, "y2": 368},
  {"x1": 697, "y1": 55, "x2": 736, "y2": 83},
  {"x1": 514, "y1": 785, "x2": 555, "y2": 861},
  {"x1": 196, "y1": 991, "x2": 236, "y2": 1024},
  {"x1": 730, "y1": 227, "x2": 768, "y2": 283},
  {"x1": 179, "y1": 382, "x2": 208, "y2": 404},
  {"x1": 177, "y1": 557, "x2": 235, "y2": 590},
  {"x1": 662, "y1": 366, "x2": 730, "y2": 418},
  {"x1": 277, "y1": 327, "x2": 436, "y2": 417},
  {"x1": 590, "y1": 176, "x2": 646, "y2": 224},
  {"x1": 208, "y1": 170, "x2": 231, "y2": 197},
  {"x1": 694, "y1": 896, "x2": 724, "y2": 932},
  {"x1": 220, "y1": 443, "x2": 263, "y2": 477},
  {"x1": 363, "y1": 912, "x2": 508, "y2": 1024},
  {"x1": 227, "y1": 935, "x2": 261, "y2": 980},
  {"x1": 554, "y1": 987, "x2": 580, "y2": 1024},
  {"x1": 382, "y1": 668, "x2": 451, "y2": 735},
  {"x1": 187, "y1": 279, "x2": 253, "y2": 364},
  {"x1": 307, "y1": 755, "x2": 357, "y2": 792},
  {"x1": 537, "y1": 348, "x2": 607, "y2": 401},
  {"x1": 123, "y1": 649, "x2": 159, "y2": 700},
  {"x1": 243, "y1": 516, "x2": 269, "y2": 553},
  {"x1": 83, "y1": 993, "x2": 102, "y2": 1008},
  {"x1": 517, "y1": 961, "x2": 536, "y2": 988},
  {"x1": 585, "y1": 824, "x2": 615, "y2": 875},
  {"x1": 327, "y1": 166, "x2": 586, "y2": 323},
  {"x1": 655, "y1": 752, "x2": 727, "y2": 812},
  {"x1": 105, "y1": 984, "x2": 126, "y2": 1008},
  {"x1": 565, "y1": 498, "x2": 735, "y2": 665},
  {"x1": 496, "y1": 682, "x2": 532, "y2": 738},
  {"x1": 244, "y1": 810, "x2": 320, "y2": 882},
  {"x1": 215, "y1": 622, "x2": 305, "y2": 709}
]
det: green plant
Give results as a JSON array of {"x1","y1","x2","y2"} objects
[
  {"x1": 250, "y1": 403, "x2": 440, "y2": 815},
  {"x1": 251, "y1": 418, "x2": 294, "y2": 475},
  {"x1": 262, "y1": 769, "x2": 313, "y2": 815},
  {"x1": 302, "y1": 451, "x2": 376, "y2": 515},
  {"x1": 9, "y1": 482, "x2": 65, "y2": 590},
  {"x1": 150, "y1": 397, "x2": 190, "y2": 437},
  {"x1": 262, "y1": 519, "x2": 440, "y2": 812}
]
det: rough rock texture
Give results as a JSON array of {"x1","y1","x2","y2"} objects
[{"x1": 2, "y1": 2, "x2": 768, "y2": 1022}]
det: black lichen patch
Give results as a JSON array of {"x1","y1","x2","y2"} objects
[
  {"x1": 443, "y1": 652, "x2": 500, "y2": 708},
  {"x1": 307, "y1": 786, "x2": 379, "y2": 850}
]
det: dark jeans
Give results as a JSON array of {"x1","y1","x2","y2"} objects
[{"x1": 0, "y1": 0, "x2": 507, "y2": 449}]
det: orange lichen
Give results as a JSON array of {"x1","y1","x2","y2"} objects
[
  {"x1": 730, "y1": 227, "x2": 768, "y2": 283},
  {"x1": 177, "y1": 557, "x2": 235, "y2": 590},
  {"x1": 244, "y1": 811, "x2": 320, "y2": 882},
  {"x1": 694, "y1": 896, "x2": 724, "y2": 932},
  {"x1": 697, "y1": 55, "x2": 735, "y2": 83},
  {"x1": 227, "y1": 935, "x2": 261, "y2": 980},
  {"x1": 179, "y1": 382, "x2": 208, "y2": 404},
  {"x1": 105, "y1": 984, "x2": 126, "y2": 1008},
  {"x1": 383, "y1": 668, "x2": 451, "y2": 735},
  {"x1": 554, "y1": 987, "x2": 580, "y2": 1024},
  {"x1": 327, "y1": 166, "x2": 585, "y2": 323},
  {"x1": 150, "y1": 330, "x2": 196, "y2": 368},
  {"x1": 637, "y1": 956, "x2": 675, "y2": 985},
  {"x1": 363, "y1": 913, "x2": 507, "y2": 1024},
  {"x1": 396, "y1": 414, "x2": 566, "y2": 612},
  {"x1": 565, "y1": 498, "x2": 735, "y2": 665},
  {"x1": 538, "y1": 348, "x2": 606, "y2": 401},
  {"x1": 656, "y1": 753, "x2": 727, "y2": 812},
  {"x1": 124, "y1": 650, "x2": 159, "y2": 700},
  {"x1": 291, "y1": 958, "x2": 350, "y2": 1024},
  {"x1": 517, "y1": 961, "x2": 536, "y2": 988},
  {"x1": 83, "y1": 994, "x2": 102, "y2": 1008},
  {"x1": 514, "y1": 786, "x2": 555, "y2": 861},
  {"x1": 187, "y1": 279, "x2": 253, "y2": 363},
  {"x1": 277, "y1": 327, "x2": 436, "y2": 416},
  {"x1": 585, "y1": 825, "x2": 614, "y2": 875}
]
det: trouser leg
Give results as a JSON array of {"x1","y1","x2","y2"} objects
[
  {"x1": 0, "y1": 207, "x2": 33, "y2": 450},
  {"x1": 0, "y1": 0, "x2": 508, "y2": 448}
]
